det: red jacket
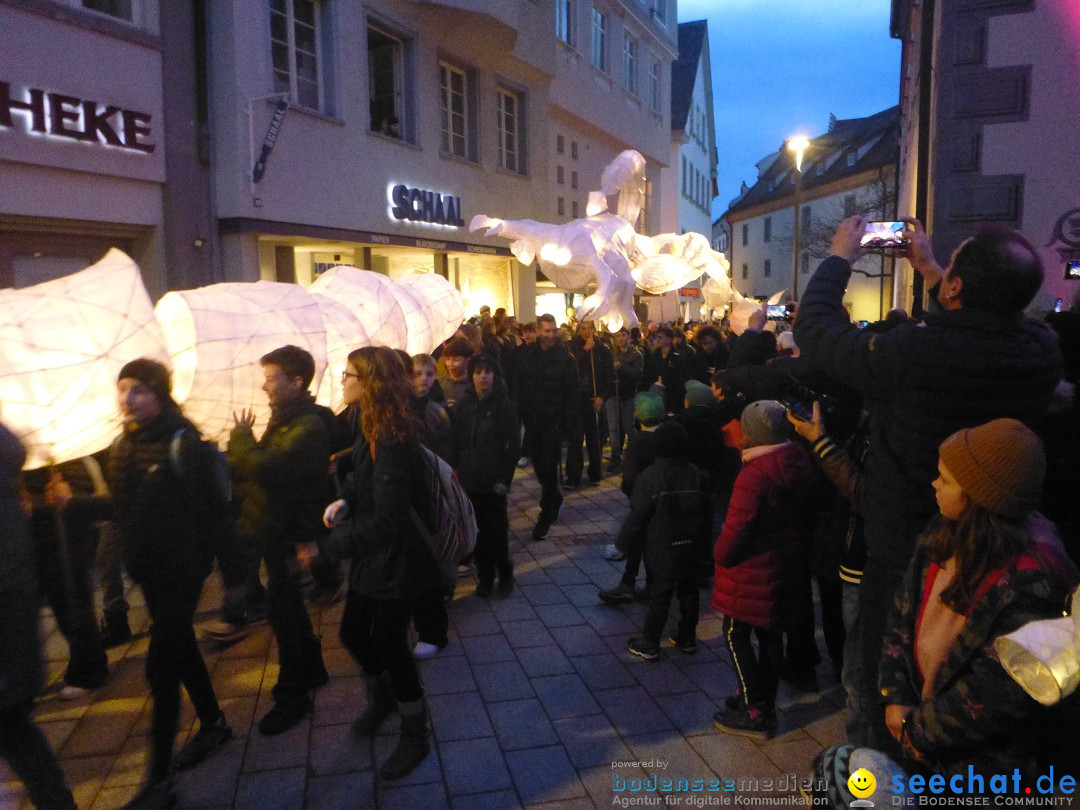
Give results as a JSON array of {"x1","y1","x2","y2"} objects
[{"x1": 712, "y1": 441, "x2": 815, "y2": 630}]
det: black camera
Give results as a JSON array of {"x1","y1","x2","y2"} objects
[{"x1": 779, "y1": 379, "x2": 840, "y2": 423}]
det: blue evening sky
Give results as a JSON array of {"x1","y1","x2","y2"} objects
[{"x1": 677, "y1": 0, "x2": 902, "y2": 221}]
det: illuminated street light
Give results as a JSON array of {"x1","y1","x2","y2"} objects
[
  {"x1": 787, "y1": 135, "x2": 810, "y2": 172},
  {"x1": 787, "y1": 135, "x2": 812, "y2": 299}
]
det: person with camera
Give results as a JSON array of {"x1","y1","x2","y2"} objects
[{"x1": 794, "y1": 215, "x2": 1063, "y2": 751}]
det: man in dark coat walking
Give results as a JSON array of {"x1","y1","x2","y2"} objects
[
  {"x1": 794, "y1": 215, "x2": 1063, "y2": 750},
  {"x1": 513, "y1": 314, "x2": 579, "y2": 540},
  {"x1": 566, "y1": 320, "x2": 614, "y2": 486}
]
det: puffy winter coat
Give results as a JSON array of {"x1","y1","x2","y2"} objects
[
  {"x1": 712, "y1": 441, "x2": 816, "y2": 630},
  {"x1": 879, "y1": 514, "x2": 1079, "y2": 779},
  {"x1": 795, "y1": 255, "x2": 1062, "y2": 571},
  {"x1": 452, "y1": 386, "x2": 520, "y2": 495}
]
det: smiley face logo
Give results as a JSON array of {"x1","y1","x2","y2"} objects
[{"x1": 848, "y1": 768, "x2": 876, "y2": 799}]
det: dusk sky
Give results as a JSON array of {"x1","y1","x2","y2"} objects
[{"x1": 677, "y1": 0, "x2": 903, "y2": 221}]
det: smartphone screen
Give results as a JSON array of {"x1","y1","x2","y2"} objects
[
  {"x1": 861, "y1": 221, "x2": 909, "y2": 250},
  {"x1": 1065, "y1": 260, "x2": 1080, "y2": 281}
]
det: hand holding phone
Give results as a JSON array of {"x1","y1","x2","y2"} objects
[{"x1": 861, "y1": 221, "x2": 911, "y2": 250}]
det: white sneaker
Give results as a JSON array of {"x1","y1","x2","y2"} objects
[
  {"x1": 517, "y1": 457, "x2": 529, "y2": 468},
  {"x1": 457, "y1": 564, "x2": 473, "y2": 577},
  {"x1": 59, "y1": 684, "x2": 93, "y2": 701},
  {"x1": 603, "y1": 543, "x2": 625, "y2": 561},
  {"x1": 204, "y1": 620, "x2": 250, "y2": 644},
  {"x1": 413, "y1": 642, "x2": 441, "y2": 660}
]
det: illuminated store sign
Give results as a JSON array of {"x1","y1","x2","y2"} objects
[
  {"x1": 0, "y1": 81, "x2": 155, "y2": 153},
  {"x1": 389, "y1": 184, "x2": 465, "y2": 228}
]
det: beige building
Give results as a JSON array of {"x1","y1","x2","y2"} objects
[
  {"x1": 720, "y1": 107, "x2": 900, "y2": 322},
  {"x1": 890, "y1": 0, "x2": 1080, "y2": 314}
]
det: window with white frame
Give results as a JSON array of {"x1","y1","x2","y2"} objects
[
  {"x1": 622, "y1": 34, "x2": 637, "y2": 94},
  {"x1": 497, "y1": 86, "x2": 525, "y2": 174},
  {"x1": 271, "y1": 0, "x2": 323, "y2": 110},
  {"x1": 649, "y1": 59, "x2": 661, "y2": 112},
  {"x1": 439, "y1": 62, "x2": 469, "y2": 158},
  {"x1": 556, "y1": 0, "x2": 575, "y2": 46},
  {"x1": 368, "y1": 24, "x2": 406, "y2": 138},
  {"x1": 591, "y1": 8, "x2": 606, "y2": 72}
]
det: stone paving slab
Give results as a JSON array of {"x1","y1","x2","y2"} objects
[{"x1": 2, "y1": 462, "x2": 843, "y2": 808}]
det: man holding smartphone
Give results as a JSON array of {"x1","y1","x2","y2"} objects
[{"x1": 794, "y1": 215, "x2": 1062, "y2": 752}]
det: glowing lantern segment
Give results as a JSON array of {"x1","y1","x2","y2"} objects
[
  {"x1": 0, "y1": 248, "x2": 170, "y2": 469},
  {"x1": 394, "y1": 274, "x2": 465, "y2": 356},
  {"x1": 155, "y1": 281, "x2": 328, "y2": 442},
  {"x1": 309, "y1": 292, "x2": 369, "y2": 411},
  {"x1": 472, "y1": 149, "x2": 737, "y2": 331},
  {"x1": 309, "y1": 266, "x2": 409, "y2": 350}
]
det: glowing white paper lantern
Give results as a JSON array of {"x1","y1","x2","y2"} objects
[
  {"x1": 309, "y1": 267, "x2": 408, "y2": 350},
  {"x1": 394, "y1": 274, "x2": 465, "y2": 354},
  {"x1": 310, "y1": 293, "x2": 369, "y2": 411},
  {"x1": 0, "y1": 249, "x2": 170, "y2": 469},
  {"x1": 155, "y1": 281, "x2": 328, "y2": 442}
]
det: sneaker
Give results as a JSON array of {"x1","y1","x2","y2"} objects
[
  {"x1": 712, "y1": 704, "x2": 776, "y2": 741},
  {"x1": 412, "y1": 641, "x2": 442, "y2": 660},
  {"x1": 203, "y1": 620, "x2": 250, "y2": 644},
  {"x1": 562, "y1": 480, "x2": 580, "y2": 492},
  {"x1": 603, "y1": 544, "x2": 625, "y2": 561},
  {"x1": 667, "y1": 635, "x2": 698, "y2": 655},
  {"x1": 723, "y1": 691, "x2": 744, "y2": 711},
  {"x1": 457, "y1": 563, "x2": 473, "y2": 578},
  {"x1": 100, "y1": 615, "x2": 132, "y2": 648},
  {"x1": 257, "y1": 694, "x2": 313, "y2": 736},
  {"x1": 531, "y1": 519, "x2": 551, "y2": 541},
  {"x1": 58, "y1": 683, "x2": 93, "y2": 701},
  {"x1": 626, "y1": 637, "x2": 660, "y2": 662},
  {"x1": 122, "y1": 777, "x2": 176, "y2": 810},
  {"x1": 598, "y1": 582, "x2": 636, "y2": 605},
  {"x1": 517, "y1": 456, "x2": 529, "y2": 468},
  {"x1": 173, "y1": 714, "x2": 232, "y2": 771},
  {"x1": 475, "y1": 580, "x2": 493, "y2": 599}
]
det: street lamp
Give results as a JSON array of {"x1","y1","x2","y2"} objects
[{"x1": 787, "y1": 135, "x2": 810, "y2": 300}]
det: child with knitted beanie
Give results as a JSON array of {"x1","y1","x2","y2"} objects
[
  {"x1": 877, "y1": 418, "x2": 1078, "y2": 779},
  {"x1": 712, "y1": 400, "x2": 816, "y2": 739}
]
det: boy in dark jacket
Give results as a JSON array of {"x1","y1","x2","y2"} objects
[
  {"x1": 599, "y1": 391, "x2": 666, "y2": 601},
  {"x1": 452, "y1": 355, "x2": 521, "y2": 597},
  {"x1": 622, "y1": 422, "x2": 707, "y2": 660}
]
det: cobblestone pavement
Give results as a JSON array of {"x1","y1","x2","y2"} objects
[{"x1": 2, "y1": 464, "x2": 845, "y2": 809}]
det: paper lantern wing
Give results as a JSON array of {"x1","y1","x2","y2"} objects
[
  {"x1": 395, "y1": 274, "x2": 465, "y2": 354},
  {"x1": 0, "y1": 249, "x2": 170, "y2": 469}
]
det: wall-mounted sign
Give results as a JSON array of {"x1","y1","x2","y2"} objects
[
  {"x1": 0, "y1": 81, "x2": 155, "y2": 153},
  {"x1": 389, "y1": 184, "x2": 465, "y2": 227},
  {"x1": 252, "y1": 99, "x2": 288, "y2": 183},
  {"x1": 678, "y1": 287, "x2": 701, "y2": 298}
]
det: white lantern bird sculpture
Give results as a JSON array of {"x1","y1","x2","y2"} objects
[{"x1": 994, "y1": 584, "x2": 1080, "y2": 706}]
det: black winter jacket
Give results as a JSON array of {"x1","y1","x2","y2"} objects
[
  {"x1": 452, "y1": 387, "x2": 520, "y2": 495},
  {"x1": 568, "y1": 336, "x2": 615, "y2": 402},
  {"x1": 513, "y1": 340, "x2": 580, "y2": 431},
  {"x1": 616, "y1": 457, "x2": 708, "y2": 580},
  {"x1": 639, "y1": 348, "x2": 687, "y2": 414},
  {"x1": 338, "y1": 439, "x2": 443, "y2": 600},
  {"x1": 727, "y1": 330, "x2": 777, "y2": 369},
  {"x1": 795, "y1": 255, "x2": 1062, "y2": 570},
  {"x1": 229, "y1": 393, "x2": 333, "y2": 552}
]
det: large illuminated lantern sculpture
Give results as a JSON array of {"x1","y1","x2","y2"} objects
[
  {"x1": 471, "y1": 149, "x2": 743, "y2": 331},
  {"x1": 0, "y1": 249, "x2": 171, "y2": 468},
  {"x1": 2, "y1": 256, "x2": 465, "y2": 459}
]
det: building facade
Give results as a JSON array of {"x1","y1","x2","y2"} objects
[
  {"x1": 0, "y1": 0, "x2": 215, "y2": 298},
  {"x1": 720, "y1": 107, "x2": 900, "y2": 322},
  {"x1": 890, "y1": 0, "x2": 1080, "y2": 314}
]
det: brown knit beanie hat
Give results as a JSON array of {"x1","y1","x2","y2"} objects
[
  {"x1": 938, "y1": 418, "x2": 1045, "y2": 519},
  {"x1": 118, "y1": 358, "x2": 175, "y2": 408}
]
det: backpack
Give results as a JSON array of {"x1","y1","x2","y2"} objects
[
  {"x1": 169, "y1": 428, "x2": 232, "y2": 503},
  {"x1": 409, "y1": 445, "x2": 478, "y2": 564}
]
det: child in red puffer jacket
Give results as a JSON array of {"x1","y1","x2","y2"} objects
[{"x1": 712, "y1": 400, "x2": 816, "y2": 739}]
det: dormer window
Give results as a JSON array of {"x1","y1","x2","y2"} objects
[{"x1": 846, "y1": 151, "x2": 857, "y2": 167}]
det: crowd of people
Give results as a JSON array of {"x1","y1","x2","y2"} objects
[{"x1": 1, "y1": 216, "x2": 1079, "y2": 808}]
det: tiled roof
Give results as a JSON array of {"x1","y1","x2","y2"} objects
[
  {"x1": 671, "y1": 20, "x2": 707, "y2": 132},
  {"x1": 722, "y1": 105, "x2": 900, "y2": 217}
]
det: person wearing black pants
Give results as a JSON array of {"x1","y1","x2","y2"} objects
[
  {"x1": 720, "y1": 615, "x2": 783, "y2": 720},
  {"x1": 1, "y1": 421, "x2": 77, "y2": 810},
  {"x1": 566, "y1": 322, "x2": 614, "y2": 487},
  {"x1": 51, "y1": 360, "x2": 240, "y2": 809},
  {"x1": 324, "y1": 347, "x2": 446, "y2": 781},
  {"x1": 512, "y1": 315, "x2": 579, "y2": 540},
  {"x1": 452, "y1": 355, "x2": 520, "y2": 597}
]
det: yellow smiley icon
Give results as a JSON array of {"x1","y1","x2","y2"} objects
[{"x1": 848, "y1": 768, "x2": 876, "y2": 799}]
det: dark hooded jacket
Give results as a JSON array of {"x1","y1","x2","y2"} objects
[
  {"x1": 795, "y1": 255, "x2": 1062, "y2": 570},
  {"x1": 712, "y1": 440, "x2": 816, "y2": 630},
  {"x1": 451, "y1": 384, "x2": 520, "y2": 495}
]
